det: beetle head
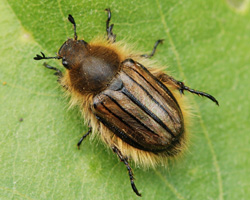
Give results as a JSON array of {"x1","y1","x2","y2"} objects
[
  {"x1": 58, "y1": 39, "x2": 89, "y2": 70},
  {"x1": 57, "y1": 14, "x2": 89, "y2": 70}
]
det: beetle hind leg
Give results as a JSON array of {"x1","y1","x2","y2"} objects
[
  {"x1": 112, "y1": 146, "x2": 141, "y2": 197},
  {"x1": 141, "y1": 39, "x2": 164, "y2": 58},
  {"x1": 156, "y1": 73, "x2": 219, "y2": 105},
  {"x1": 176, "y1": 81, "x2": 219, "y2": 105},
  {"x1": 105, "y1": 8, "x2": 116, "y2": 43}
]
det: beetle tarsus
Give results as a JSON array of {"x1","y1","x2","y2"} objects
[
  {"x1": 183, "y1": 85, "x2": 219, "y2": 105},
  {"x1": 77, "y1": 127, "x2": 92, "y2": 149},
  {"x1": 105, "y1": 8, "x2": 116, "y2": 43},
  {"x1": 141, "y1": 39, "x2": 164, "y2": 58},
  {"x1": 43, "y1": 63, "x2": 63, "y2": 78},
  {"x1": 174, "y1": 79, "x2": 219, "y2": 105},
  {"x1": 112, "y1": 146, "x2": 142, "y2": 197},
  {"x1": 156, "y1": 73, "x2": 219, "y2": 105}
]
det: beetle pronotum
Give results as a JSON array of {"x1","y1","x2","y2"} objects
[{"x1": 34, "y1": 9, "x2": 218, "y2": 196}]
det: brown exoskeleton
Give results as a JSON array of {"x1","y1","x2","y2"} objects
[{"x1": 34, "y1": 9, "x2": 218, "y2": 196}]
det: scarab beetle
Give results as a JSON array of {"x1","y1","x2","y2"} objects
[{"x1": 34, "y1": 9, "x2": 219, "y2": 196}]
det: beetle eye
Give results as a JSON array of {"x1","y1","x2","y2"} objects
[
  {"x1": 62, "y1": 60, "x2": 68, "y2": 66},
  {"x1": 62, "y1": 59, "x2": 71, "y2": 70}
]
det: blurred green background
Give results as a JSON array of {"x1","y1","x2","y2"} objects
[{"x1": 0, "y1": 0, "x2": 249, "y2": 199}]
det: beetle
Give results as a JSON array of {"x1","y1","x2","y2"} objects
[{"x1": 34, "y1": 8, "x2": 219, "y2": 196}]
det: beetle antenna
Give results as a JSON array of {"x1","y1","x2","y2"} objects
[
  {"x1": 34, "y1": 52, "x2": 61, "y2": 60},
  {"x1": 68, "y1": 14, "x2": 78, "y2": 40},
  {"x1": 105, "y1": 8, "x2": 116, "y2": 42}
]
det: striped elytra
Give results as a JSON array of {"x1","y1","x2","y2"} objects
[
  {"x1": 93, "y1": 59, "x2": 184, "y2": 154},
  {"x1": 33, "y1": 9, "x2": 219, "y2": 197}
]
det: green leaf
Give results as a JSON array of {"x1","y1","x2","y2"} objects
[{"x1": 0, "y1": 0, "x2": 249, "y2": 199}]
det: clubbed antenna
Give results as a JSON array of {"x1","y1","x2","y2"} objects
[
  {"x1": 33, "y1": 52, "x2": 61, "y2": 60},
  {"x1": 68, "y1": 14, "x2": 78, "y2": 40}
]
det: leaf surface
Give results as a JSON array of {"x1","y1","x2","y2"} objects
[{"x1": 0, "y1": 0, "x2": 249, "y2": 199}]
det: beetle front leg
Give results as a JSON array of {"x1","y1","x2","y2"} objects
[
  {"x1": 105, "y1": 8, "x2": 116, "y2": 43},
  {"x1": 77, "y1": 126, "x2": 92, "y2": 149},
  {"x1": 43, "y1": 63, "x2": 63, "y2": 82},
  {"x1": 156, "y1": 73, "x2": 219, "y2": 105},
  {"x1": 112, "y1": 146, "x2": 141, "y2": 197}
]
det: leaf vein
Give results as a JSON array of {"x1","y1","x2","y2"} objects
[{"x1": 155, "y1": 0, "x2": 224, "y2": 200}]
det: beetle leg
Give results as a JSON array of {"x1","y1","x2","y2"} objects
[
  {"x1": 77, "y1": 126, "x2": 92, "y2": 149},
  {"x1": 156, "y1": 73, "x2": 219, "y2": 105},
  {"x1": 112, "y1": 146, "x2": 141, "y2": 197},
  {"x1": 141, "y1": 39, "x2": 164, "y2": 58},
  {"x1": 43, "y1": 62, "x2": 63, "y2": 81},
  {"x1": 105, "y1": 8, "x2": 116, "y2": 43},
  {"x1": 43, "y1": 63, "x2": 68, "y2": 89}
]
